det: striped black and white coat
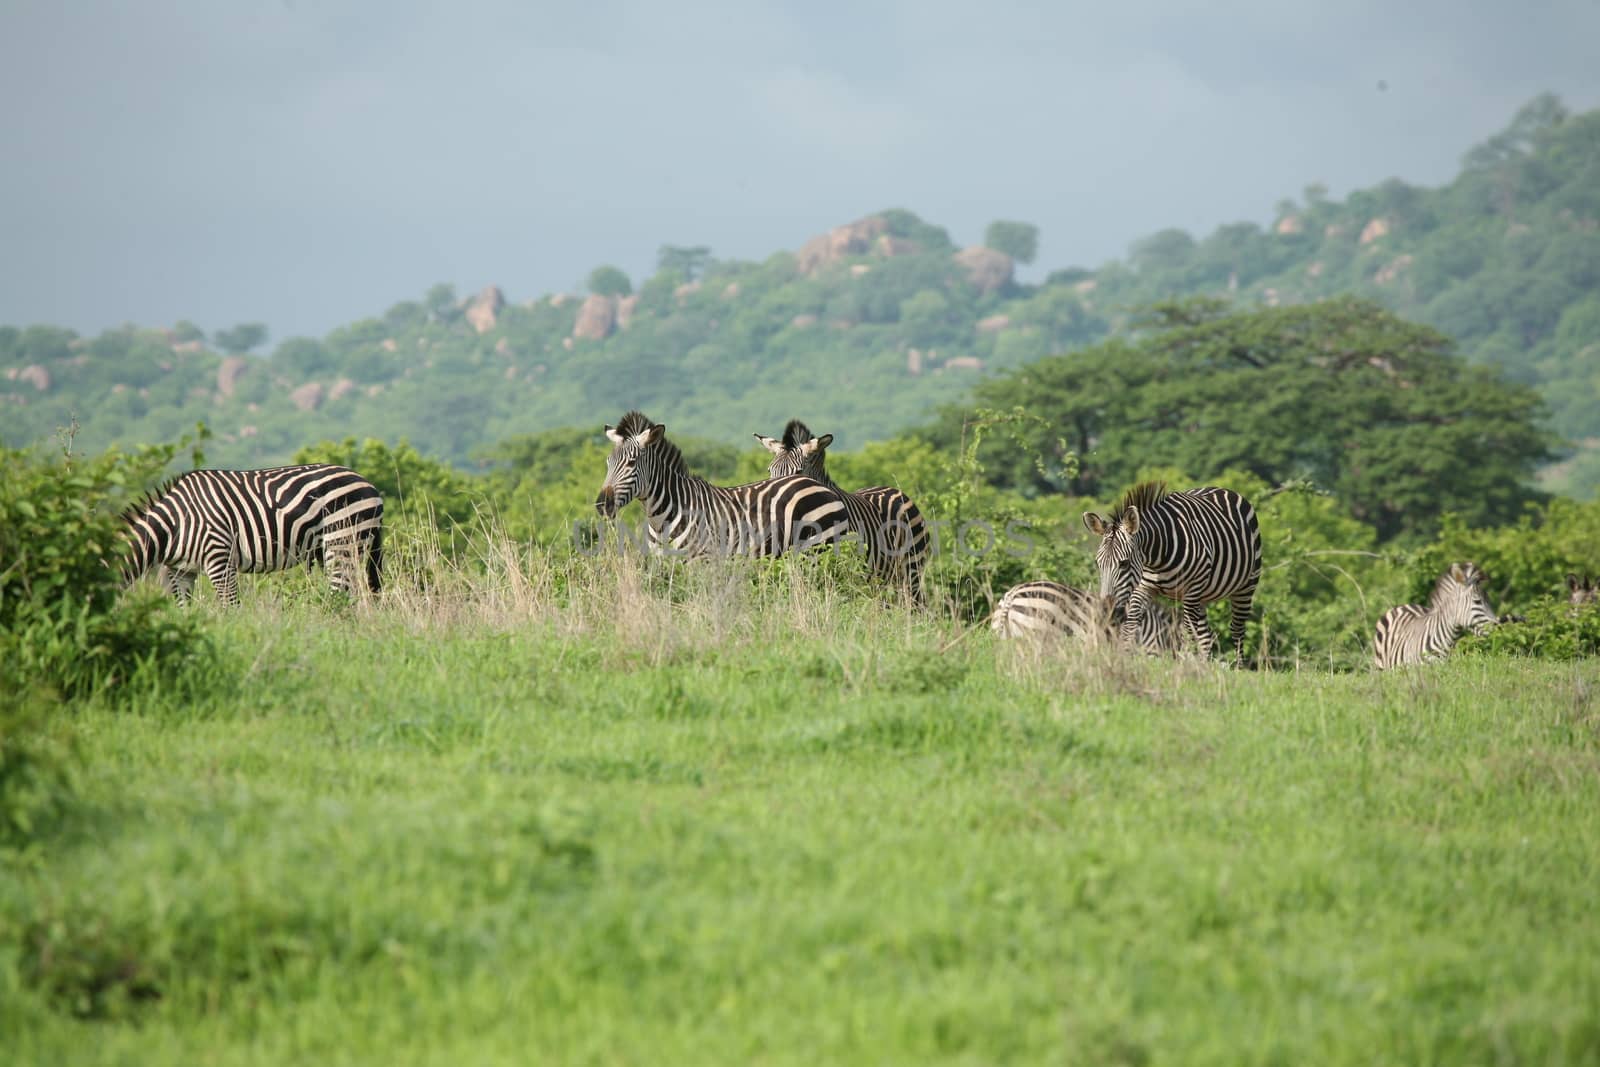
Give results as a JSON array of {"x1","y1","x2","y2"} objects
[
  {"x1": 596, "y1": 411, "x2": 850, "y2": 558},
  {"x1": 1083, "y1": 482, "x2": 1262, "y2": 663},
  {"x1": 1373, "y1": 562, "x2": 1499, "y2": 670},
  {"x1": 122, "y1": 464, "x2": 384, "y2": 605},
  {"x1": 754, "y1": 420, "x2": 929, "y2": 598},
  {"x1": 990, "y1": 580, "x2": 1183, "y2": 652}
]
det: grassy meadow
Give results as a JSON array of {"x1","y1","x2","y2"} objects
[{"x1": 5, "y1": 549, "x2": 1600, "y2": 1065}]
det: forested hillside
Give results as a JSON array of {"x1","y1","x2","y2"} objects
[{"x1": 2, "y1": 95, "x2": 1596, "y2": 492}]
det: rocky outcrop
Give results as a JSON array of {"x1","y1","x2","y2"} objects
[
  {"x1": 907, "y1": 349, "x2": 924, "y2": 376},
  {"x1": 943, "y1": 356, "x2": 985, "y2": 372},
  {"x1": 380, "y1": 338, "x2": 398, "y2": 352},
  {"x1": 573, "y1": 294, "x2": 617, "y2": 341},
  {"x1": 171, "y1": 339, "x2": 205, "y2": 355},
  {"x1": 328, "y1": 378, "x2": 357, "y2": 402},
  {"x1": 790, "y1": 313, "x2": 818, "y2": 329},
  {"x1": 617, "y1": 294, "x2": 640, "y2": 330},
  {"x1": 798, "y1": 215, "x2": 890, "y2": 274},
  {"x1": 289, "y1": 382, "x2": 325, "y2": 412},
  {"x1": 1275, "y1": 215, "x2": 1303, "y2": 235},
  {"x1": 9, "y1": 365, "x2": 51, "y2": 391},
  {"x1": 674, "y1": 281, "x2": 701, "y2": 304},
  {"x1": 1359, "y1": 218, "x2": 1390, "y2": 245},
  {"x1": 976, "y1": 314, "x2": 1011, "y2": 334},
  {"x1": 1374, "y1": 254, "x2": 1414, "y2": 285},
  {"x1": 876, "y1": 235, "x2": 918, "y2": 258},
  {"x1": 954, "y1": 246, "x2": 1013, "y2": 294},
  {"x1": 461, "y1": 285, "x2": 505, "y2": 333},
  {"x1": 216, "y1": 356, "x2": 249, "y2": 398}
]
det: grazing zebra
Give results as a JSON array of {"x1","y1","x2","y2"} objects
[
  {"x1": 122, "y1": 464, "x2": 384, "y2": 606},
  {"x1": 595, "y1": 411, "x2": 850, "y2": 557},
  {"x1": 1570, "y1": 573, "x2": 1598, "y2": 612},
  {"x1": 753, "y1": 420, "x2": 929, "y2": 597},
  {"x1": 1082, "y1": 482, "x2": 1262, "y2": 663},
  {"x1": 990, "y1": 580, "x2": 1183, "y2": 652},
  {"x1": 1373, "y1": 562, "x2": 1499, "y2": 669}
]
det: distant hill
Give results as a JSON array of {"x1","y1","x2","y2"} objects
[{"x1": 3, "y1": 94, "x2": 1597, "y2": 493}]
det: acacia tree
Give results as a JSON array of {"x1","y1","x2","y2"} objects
[
  {"x1": 213, "y1": 323, "x2": 268, "y2": 355},
  {"x1": 587, "y1": 265, "x2": 633, "y2": 297},
  {"x1": 983, "y1": 220, "x2": 1039, "y2": 264},
  {"x1": 934, "y1": 297, "x2": 1552, "y2": 541}
]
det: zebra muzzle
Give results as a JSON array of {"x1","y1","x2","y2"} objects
[{"x1": 595, "y1": 490, "x2": 617, "y2": 518}]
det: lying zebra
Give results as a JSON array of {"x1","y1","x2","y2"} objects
[
  {"x1": 1373, "y1": 562, "x2": 1499, "y2": 670},
  {"x1": 991, "y1": 580, "x2": 1183, "y2": 653}
]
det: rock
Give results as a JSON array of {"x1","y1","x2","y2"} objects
[
  {"x1": 876, "y1": 235, "x2": 918, "y2": 258},
  {"x1": 722, "y1": 282, "x2": 741, "y2": 299},
  {"x1": 562, "y1": 337, "x2": 574, "y2": 351},
  {"x1": 1275, "y1": 215, "x2": 1302, "y2": 235},
  {"x1": 1307, "y1": 261, "x2": 1325, "y2": 279},
  {"x1": 954, "y1": 246, "x2": 1013, "y2": 294},
  {"x1": 674, "y1": 281, "x2": 701, "y2": 305},
  {"x1": 365, "y1": 385, "x2": 385, "y2": 398},
  {"x1": 1324, "y1": 223, "x2": 1345, "y2": 238},
  {"x1": 1374, "y1": 254, "x2": 1414, "y2": 285},
  {"x1": 461, "y1": 285, "x2": 505, "y2": 333},
  {"x1": 849, "y1": 264, "x2": 871, "y2": 277},
  {"x1": 549, "y1": 293, "x2": 571, "y2": 308},
  {"x1": 112, "y1": 384, "x2": 128, "y2": 395},
  {"x1": 328, "y1": 378, "x2": 357, "y2": 402},
  {"x1": 171, "y1": 339, "x2": 205, "y2": 355},
  {"x1": 1263, "y1": 288, "x2": 1281, "y2": 307},
  {"x1": 17, "y1": 365, "x2": 50, "y2": 391},
  {"x1": 239, "y1": 425, "x2": 258, "y2": 438},
  {"x1": 1073, "y1": 278, "x2": 1098, "y2": 294},
  {"x1": 504, "y1": 366, "x2": 518, "y2": 381},
  {"x1": 380, "y1": 338, "x2": 398, "y2": 352},
  {"x1": 216, "y1": 356, "x2": 249, "y2": 398},
  {"x1": 290, "y1": 382, "x2": 325, "y2": 412},
  {"x1": 797, "y1": 215, "x2": 890, "y2": 274},
  {"x1": 573, "y1": 294, "x2": 617, "y2": 341},
  {"x1": 1358, "y1": 218, "x2": 1389, "y2": 245},
  {"x1": 790, "y1": 313, "x2": 818, "y2": 329},
  {"x1": 976, "y1": 314, "x2": 1011, "y2": 334},
  {"x1": 617, "y1": 294, "x2": 640, "y2": 330},
  {"x1": 944, "y1": 356, "x2": 984, "y2": 372},
  {"x1": 495, "y1": 338, "x2": 513, "y2": 357},
  {"x1": 907, "y1": 349, "x2": 923, "y2": 376}
]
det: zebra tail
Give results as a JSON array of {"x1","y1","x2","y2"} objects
[{"x1": 366, "y1": 525, "x2": 385, "y2": 594}]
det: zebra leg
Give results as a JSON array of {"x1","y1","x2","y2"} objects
[
  {"x1": 160, "y1": 566, "x2": 197, "y2": 605},
  {"x1": 203, "y1": 555, "x2": 242, "y2": 607},
  {"x1": 1181, "y1": 598, "x2": 1217, "y2": 658},
  {"x1": 1228, "y1": 592, "x2": 1255, "y2": 667}
]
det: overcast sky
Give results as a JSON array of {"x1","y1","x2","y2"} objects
[{"x1": 3, "y1": 0, "x2": 1598, "y2": 342}]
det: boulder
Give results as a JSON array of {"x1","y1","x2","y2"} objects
[
  {"x1": 976, "y1": 314, "x2": 1011, "y2": 334},
  {"x1": 849, "y1": 264, "x2": 871, "y2": 277},
  {"x1": 797, "y1": 215, "x2": 890, "y2": 274},
  {"x1": 876, "y1": 235, "x2": 919, "y2": 258},
  {"x1": 1275, "y1": 215, "x2": 1303, "y2": 235},
  {"x1": 289, "y1": 382, "x2": 324, "y2": 412},
  {"x1": 674, "y1": 281, "x2": 701, "y2": 305},
  {"x1": 954, "y1": 246, "x2": 1013, "y2": 294},
  {"x1": 171, "y1": 339, "x2": 205, "y2": 355},
  {"x1": 1358, "y1": 218, "x2": 1389, "y2": 245},
  {"x1": 216, "y1": 356, "x2": 249, "y2": 398},
  {"x1": 461, "y1": 285, "x2": 505, "y2": 333},
  {"x1": 790, "y1": 313, "x2": 818, "y2": 329},
  {"x1": 1374, "y1": 254, "x2": 1414, "y2": 285},
  {"x1": 944, "y1": 356, "x2": 984, "y2": 372},
  {"x1": 573, "y1": 294, "x2": 617, "y2": 341},
  {"x1": 722, "y1": 282, "x2": 741, "y2": 299},
  {"x1": 17, "y1": 364, "x2": 50, "y2": 391},
  {"x1": 328, "y1": 378, "x2": 357, "y2": 402},
  {"x1": 616, "y1": 294, "x2": 640, "y2": 330},
  {"x1": 239, "y1": 425, "x2": 259, "y2": 438},
  {"x1": 380, "y1": 338, "x2": 398, "y2": 352},
  {"x1": 907, "y1": 349, "x2": 923, "y2": 376}
]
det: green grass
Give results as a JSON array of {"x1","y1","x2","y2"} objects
[{"x1": 5, "y1": 562, "x2": 1600, "y2": 1065}]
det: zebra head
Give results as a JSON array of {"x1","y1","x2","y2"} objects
[
  {"x1": 1432, "y1": 562, "x2": 1498, "y2": 636},
  {"x1": 596, "y1": 411, "x2": 666, "y2": 518},
  {"x1": 1082, "y1": 505, "x2": 1144, "y2": 610},
  {"x1": 1569, "y1": 573, "x2": 1598, "y2": 611},
  {"x1": 753, "y1": 419, "x2": 834, "y2": 481}
]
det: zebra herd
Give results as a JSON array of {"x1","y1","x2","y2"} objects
[{"x1": 117, "y1": 409, "x2": 1596, "y2": 671}]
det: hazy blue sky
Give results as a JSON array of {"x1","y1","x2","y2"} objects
[{"x1": 3, "y1": 1, "x2": 1598, "y2": 342}]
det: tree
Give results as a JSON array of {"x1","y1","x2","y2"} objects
[
  {"x1": 983, "y1": 220, "x2": 1039, "y2": 264},
  {"x1": 424, "y1": 283, "x2": 460, "y2": 323},
  {"x1": 587, "y1": 265, "x2": 633, "y2": 298},
  {"x1": 171, "y1": 320, "x2": 205, "y2": 344},
  {"x1": 213, "y1": 323, "x2": 268, "y2": 355},
  {"x1": 656, "y1": 245, "x2": 712, "y2": 281},
  {"x1": 1130, "y1": 228, "x2": 1197, "y2": 274},
  {"x1": 932, "y1": 298, "x2": 1552, "y2": 541}
]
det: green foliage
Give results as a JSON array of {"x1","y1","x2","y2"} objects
[
  {"x1": 586, "y1": 265, "x2": 633, "y2": 298},
  {"x1": 1457, "y1": 597, "x2": 1600, "y2": 660},
  {"x1": 983, "y1": 220, "x2": 1039, "y2": 264},
  {"x1": 656, "y1": 245, "x2": 711, "y2": 281},
  {"x1": 939, "y1": 297, "x2": 1552, "y2": 541},
  {"x1": 212, "y1": 323, "x2": 268, "y2": 355},
  {"x1": 1407, "y1": 498, "x2": 1600, "y2": 607}
]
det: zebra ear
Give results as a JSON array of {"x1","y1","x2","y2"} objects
[
  {"x1": 1449, "y1": 562, "x2": 1467, "y2": 583},
  {"x1": 640, "y1": 423, "x2": 666, "y2": 446},
  {"x1": 1082, "y1": 512, "x2": 1108, "y2": 536},
  {"x1": 816, "y1": 433, "x2": 834, "y2": 450},
  {"x1": 754, "y1": 433, "x2": 784, "y2": 455},
  {"x1": 605, "y1": 425, "x2": 625, "y2": 445},
  {"x1": 1569, "y1": 573, "x2": 1582, "y2": 592},
  {"x1": 801, "y1": 434, "x2": 831, "y2": 456},
  {"x1": 1122, "y1": 505, "x2": 1141, "y2": 536}
]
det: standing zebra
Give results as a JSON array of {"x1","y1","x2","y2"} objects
[
  {"x1": 1082, "y1": 482, "x2": 1262, "y2": 664},
  {"x1": 122, "y1": 464, "x2": 384, "y2": 605},
  {"x1": 595, "y1": 412, "x2": 850, "y2": 557},
  {"x1": 990, "y1": 580, "x2": 1183, "y2": 652},
  {"x1": 753, "y1": 420, "x2": 929, "y2": 597},
  {"x1": 1373, "y1": 562, "x2": 1499, "y2": 670},
  {"x1": 1570, "y1": 573, "x2": 1598, "y2": 612}
]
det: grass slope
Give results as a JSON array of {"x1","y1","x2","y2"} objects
[{"x1": 5, "y1": 565, "x2": 1599, "y2": 1064}]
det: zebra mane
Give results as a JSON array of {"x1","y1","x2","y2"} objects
[
  {"x1": 1110, "y1": 481, "x2": 1169, "y2": 524},
  {"x1": 611, "y1": 410, "x2": 688, "y2": 475},
  {"x1": 781, "y1": 419, "x2": 815, "y2": 451},
  {"x1": 119, "y1": 474, "x2": 186, "y2": 525},
  {"x1": 1430, "y1": 562, "x2": 1484, "y2": 606},
  {"x1": 613, "y1": 410, "x2": 656, "y2": 438}
]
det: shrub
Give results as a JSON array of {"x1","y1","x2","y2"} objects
[{"x1": 1458, "y1": 598, "x2": 1600, "y2": 660}]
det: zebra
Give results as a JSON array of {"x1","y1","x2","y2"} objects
[
  {"x1": 1570, "y1": 573, "x2": 1598, "y2": 612},
  {"x1": 1082, "y1": 482, "x2": 1262, "y2": 663},
  {"x1": 122, "y1": 464, "x2": 384, "y2": 606},
  {"x1": 990, "y1": 580, "x2": 1183, "y2": 652},
  {"x1": 595, "y1": 411, "x2": 851, "y2": 558},
  {"x1": 1373, "y1": 562, "x2": 1499, "y2": 669},
  {"x1": 753, "y1": 420, "x2": 929, "y2": 597}
]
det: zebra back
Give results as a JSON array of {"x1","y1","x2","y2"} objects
[
  {"x1": 122, "y1": 464, "x2": 384, "y2": 604},
  {"x1": 1373, "y1": 562, "x2": 1498, "y2": 669},
  {"x1": 991, "y1": 580, "x2": 1182, "y2": 652},
  {"x1": 598, "y1": 411, "x2": 850, "y2": 558},
  {"x1": 754, "y1": 420, "x2": 929, "y2": 594}
]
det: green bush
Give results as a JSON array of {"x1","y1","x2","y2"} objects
[{"x1": 1458, "y1": 598, "x2": 1600, "y2": 660}]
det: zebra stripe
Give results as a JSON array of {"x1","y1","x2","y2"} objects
[
  {"x1": 1570, "y1": 573, "x2": 1597, "y2": 613},
  {"x1": 754, "y1": 420, "x2": 929, "y2": 598},
  {"x1": 122, "y1": 464, "x2": 384, "y2": 605},
  {"x1": 1083, "y1": 482, "x2": 1262, "y2": 663},
  {"x1": 990, "y1": 580, "x2": 1183, "y2": 652},
  {"x1": 1374, "y1": 562, "x2": 1499, "y2": 669},
  {"x1": 595, "y1": 411, "x2": 850, "y2": 558}
]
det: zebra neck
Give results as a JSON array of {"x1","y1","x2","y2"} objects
[{"x1": 637, "y1": 464, "x2": 711, "y2": 525}]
